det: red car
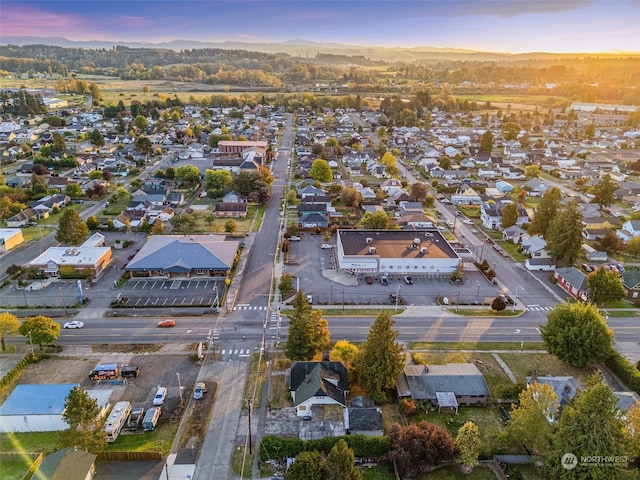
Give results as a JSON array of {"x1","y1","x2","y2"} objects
[{"x1": 157, "y1": 319, "x2": 176, "y2": 328}]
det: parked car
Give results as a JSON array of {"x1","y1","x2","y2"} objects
[
  {"x1": 499, "y1": 294, "x2": 515, "y2": 305},
  {"x1": 153, "y1": 386, "x2": 167, "y2": 406},
  {"x1": 463, "y1": 220, "x2": 474, "y2": 225},
  {"x1": 63, "y1": 321, "x2": 84, "y2": 329},
  {"x1": 306, "y1": 294, "x2": 313, "y2": 304},
  {"x1": 193, "y1": 382, "x2": 208, "y2": 400},
  {"x1": 403, "y1": 275, "x2": 413, "y2": 285},
  {"x1": 26, "y1": 222, "x2": 38, "y2": 227},
  {"x1": 581, "y1": 264, "x2": 593, "y2": 273},
  {"x1": 157, "y1": 319, "x2": 176, "y2": 328},
  {"x1": 380, "y1": 276, "x2": 388, "y2": 286},
  {"x1": 289, "y1": 236, "x2": 301, "y2": 241},
  {"x1": 616, "y1": 264, "x2": 625, "y2": 273},
  {"x1": 320, "y1": 244, "x2": 333, "y2": 249}
]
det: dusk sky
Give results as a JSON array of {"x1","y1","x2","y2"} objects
[{"x1": 1, "y1": 0, "x2": 639, "y2": 53}]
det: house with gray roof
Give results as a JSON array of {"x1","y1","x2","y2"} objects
[
  {"x1": 125, "y1": 235, "x2": 240, "y2": 278},
  {"x1": 289, "y1": 362, "x2": 349, "y2": 418},
  {"x1": 617, "y1": 219, "x2": 640, "y2": 242},
  {"x1": 621, "y1": 270, "x2": 640, "y2": 301},
  {"x1": 396, "y1": 363, "x2": 490, "y2": 407},
  {"x1": 527, "y1": 370, "x2": 581, "y2": 410},
  {"x1": 32, "y1": 447, "x2": 97, "y2": 480},
  {"x1": 553, "y1": 266, "x2": 589, "y2": 300}
]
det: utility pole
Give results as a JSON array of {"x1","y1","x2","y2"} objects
[
  {"x1": 176, "y1": 372, "x2": 183, "y2": 407},
  {"x1": 247, "y1": 399, "x2": 253, "y2": 454},
  {"x1": 395, "y1": 284, "x2": 401, "y2": 312},
  {"x1": 58, "y1": 286, "x2": 68, "y2": 316}
]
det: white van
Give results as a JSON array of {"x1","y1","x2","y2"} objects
[{"x1": 153, "y1": 386, "x2": 167, "y2": 406}]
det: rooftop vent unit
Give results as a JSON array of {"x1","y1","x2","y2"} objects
[
  {"x1": 65, "y1": 249, "x2": 72, "y2": 256},
  {"x1": 420, "y1": 247, "x2": 428, "y2": 254},
  {"x1": 368, "y1": 246, "x2": 376, "y2": 254},
  {"x1": 413, "y1": 238, "x2": 421, "y2": 245},
  {"x1": 365, "y1": 237, "x2": 373, "y2": 244}
]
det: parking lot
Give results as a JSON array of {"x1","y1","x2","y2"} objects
[
  {"x1": 121, "y1": 279, "x2": 222, "y2": 308},
  {"x1": 284, "y1": 234, "x2": 502, "y2": 306}
]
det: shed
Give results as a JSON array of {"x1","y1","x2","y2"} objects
[
  {"x1": 0, "y1": 384, "x2": 111, "y2": 432},
  {"x1": 33, "y1": 447, "x2": 96, "y2": 480}
]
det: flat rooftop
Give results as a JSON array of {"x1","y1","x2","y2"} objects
[{"x1": 338, "y1": 229, "x2": 458, "y2": 259}]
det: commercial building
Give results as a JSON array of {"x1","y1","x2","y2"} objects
[{"x1": 336, "y1": 229, "x2": 461, "y2": 278}]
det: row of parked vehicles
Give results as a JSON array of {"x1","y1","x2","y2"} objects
[
  {"x1": 581, "y1": 263, "x2": 625, "y2": 274},
  {"x1": 104, "y1": 401, "x2": 162, "y2": 442}
]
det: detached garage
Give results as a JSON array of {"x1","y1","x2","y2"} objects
[{"x1": 0, "y1": 384, "x2": 111, "y2": 433}]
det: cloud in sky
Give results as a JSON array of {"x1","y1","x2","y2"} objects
[{"x1": 1, "y1": 1, "x2": 638, "y2": 53}]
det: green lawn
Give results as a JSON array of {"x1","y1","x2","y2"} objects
[
  {"x1": 414, "y1": 407, "x2": 505, "y2": 457},
  {"x1": 502, "y1": 463, "x2": 547, "y2": 480},
  {"x1": 410, "y1": 342, "x2": 545, "y2": 351},
  {"x1": 417, "y1": 465, "x2": 498, "y2": 480},
  {"x1": 498, "y1": 352, "x2": 596, "y2": 383},
  {"x1": 97, "y1": 423, "x2": 177, "y2": 456},
  {"x1": 362, "y1": 465, "x2": 396, "y2": 480},
  {"x1": 0, "y1": 455, "x2": 39, "y2": 480},
  {"x1": 0, "y1": 431, "x2": 63, "y2": 455},
  {"x1": 497, "y1": 241, "x2": 527, "y2": 262},
  {"x1": 603, "y1": 310, "x2": 638, "y2": 317}
]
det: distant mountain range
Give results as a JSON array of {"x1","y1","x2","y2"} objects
[{"x1": 2, "y1": 36, "x2": 637, "y2": 63}]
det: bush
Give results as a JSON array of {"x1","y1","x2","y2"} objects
[
  {"x1": 400, "y1": 399, "x2": 417, "y2": 416},
  {"x1": 491, "y1": 296, "x2": 506, "y2": 312},
  {"x1": 604, "y1": 351, "x2": 640, "y2": 393},
  {"x1": 259, "y1": 434, "x2": 392, "y2": 462}
]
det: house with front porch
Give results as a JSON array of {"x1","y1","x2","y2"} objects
[{"x1": 451, "y1": 185, "x2": 482, "y2": 205}]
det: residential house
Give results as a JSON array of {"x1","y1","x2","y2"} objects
[
  {"x1": 527, "y1": 370, "x2": 581, "y2": 408},
  {"x1": 214, "y1": 202, "x2": 248, "y2": 218},
  {"x1": 451, "y1": 185, "x2": 482, "y2": 205},
  {"x1": 522, "y1": 178, "x2": 549, "y2": 196},
  {"x1": 502, "y1": 225, "x2": 529, "y2": 244},
  {"x1": 46, "y1": 176, "x2": 69, "y2": 191},
  {"x1": 525, "y1": 257, "x2": 556, "y2": 271},
  {"x1": 32, "y1": 447, "x2": 97, "y2": 480},
  {"x1": 554, "y1": 267, "x2": 589, "y2": 301},
  {"x1": 396, "y1": 363, "x2": 490, "y2": 411},
  {"x1": 520, "y1": 235, "x2": 549, "y2": 258},
  {"x1": 222, "y1": 190, "x2": 248, "y2": 204},
  {"x1": 380, "y1": 178, "x2": 403, "y2": 193},
  {"x1": 289, "y1": 362, "x2": 349, "y2": 418},
  {"x1": 347, "y1": 396, "x2": 383, "y2": 437},
  {"x1": 6, "y1": 208, "x2": 38, "y2": 227},
  {"x1": 617, "y1": 220, "x2": 640, "y2": 241},
  {"x1": 299, "y1": 212, "x2": 330, "y2": 228},
  {"x1": 495, "y1": 180, "x2": 515, "y2": 193},
  {"x1": 166, "y1": 192, "x2": 185, "y2": 207},
  {"x1": 621, "y1": 270, "x2": 640, "y2": 301}
]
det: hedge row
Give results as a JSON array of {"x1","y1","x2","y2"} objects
[
  {"x1": 605, "y1": 350, "x2": 640, "y2": 394},
  {"x1": 259, "y1": 434, "x2": 392, "y2": 462},
  {"x1": 0, "y1": 353, "x2": 33, "y2": 388}
]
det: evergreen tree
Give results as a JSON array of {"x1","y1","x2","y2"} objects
[
  {"x1": 353, "y1": 311, "x2": 405, "y2": 403},
  {"x1": 326, "y1": 439, "x2": 360, "y2": 480},
  {"x1": 548, "y1": 199, "x2": 583, "y2": 266},
  {"x1": 480, "y1": 130, "x2": 494, "y2": 153},
  {"x1": 285, "y1": 292, "x2": 330, "y2": 361},
  {"x1": 56, "y1": 208, "x2": 89, "y2": 246},
  {"x1": 61, "y1": 386, "x2": 105, "y2": 450},
  {"x1": 592, "y1": 174, "x2": 618, "y2": 208},
  {"x1": 529, "y1": 187, "x2": 562, "y2": 237},
  {"x1": 456, "y1": 421, "x2": 481, "y2": 473},
  {"x1": 544, "y1": 374, "x2": 635, "y2": 479}
]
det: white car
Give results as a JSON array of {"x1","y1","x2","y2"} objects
[
  {"x1": 153, "y1": 386, "x2": 167, "y2": 406},
  {"x1": 63, "y1": 321, "x2": 84, "y2": 329},
  {"x1": 320, "y1": 244, "x2": 333, "y2": 249},
  {"x1": 463, "y1": 220, "x2": 474, "y2": 225},
  {"x1": 289, "y1": 236, "x2": 301, "y2": 241}
]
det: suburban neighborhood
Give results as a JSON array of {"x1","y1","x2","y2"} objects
[{"x1": 0, "y1": 42, "x2": 639, "y2": 480}]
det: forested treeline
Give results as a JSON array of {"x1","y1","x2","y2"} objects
[{"x1": 1, "y1": 44, "x2": 639, "y2": 104}]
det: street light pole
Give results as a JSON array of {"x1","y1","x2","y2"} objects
[
  {"x1": 513, "y1": 285, "x2": 524, "y2": 312},
  {"x1": 395, "y1": 284, "x2": 401, "y2": 312},
  {"x1": 176, "y1": 372, "x2": 183, "y2": 407},
  {"x1": 28, "y1": 331, "x2": 34, "y2": 356},
  {"x1": 58, "y1": 286, "x2": 68, "y2": 316},
  {"x1": 475, "y1": 282, "x2": 480, "y2": 305}
]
